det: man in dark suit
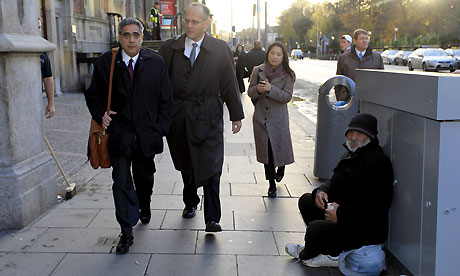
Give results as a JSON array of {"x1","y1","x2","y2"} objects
[
  {"x1": 84, "y1": 18, "x2": 173, "y2": 254},
  {"x1": 245, "y1": 40, "x2": 266, "y2": 77},
  {"x1": 158, "y1": 2, "x2": 244, "y2": 232}
]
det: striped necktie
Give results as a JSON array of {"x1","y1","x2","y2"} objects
[{"x1": 190, "y1": 43, "x2": 198, "y2": 66}]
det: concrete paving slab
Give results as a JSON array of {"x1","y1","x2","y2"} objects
[
  {"x1": 305, "y1": 170, "x2": 328, "y2": 187},
  {"x1": 234, "y1": 211, "x2": 304, "y2": 232},
  {"x1": 150, "y1": 195, "x2": 188, "y2": 210},
  {"x1": 220, "y1": 173, "x2": 256, "y2": 184},
  {"x1": 228, "y1": 163, "x2": 265, "y2": 173},
  {"x1": 264, "y1": 197, "x2": 301, "y2": 213},
  {"x1": 273, "y1": 232, "x2": 306, "y2": 256},
  {"x1": 32, "y1": 208, "x2": 99, "y2": 228},
  {"x1": 0, "y1": 252, "x2": 64, "y2": 276},
  {"x1": 161, "y1": 210, "x2": 233, "y2": 231},
  {"x1": 195, "y1": 231, "x2": 278, "y2": 255},
  {"x1": 0, "y1": 228, "x2": 47, "y2": 252},
  {"x1": 87, "y1": 210, "x2": 166, "y2": 230},
  {"x1": 79, "y1": 179, "x2": 113, "y2": 194},
  {"x1": 58, "y1": 193, "x2": 115, "y2": 209},
  {"x1": 152, "y1": 181, "x2": 176, "y2": 195},
  {"x1": 237, "y1": 255, "x2": 331, "y2": 276},
  {"x1": 220, "y1": 196, "x2": 266, "y2": 212},
  {"x1": 50, "y1": 253, "x2": 150, "y2": 276},
  {"x1": 285, "y1": 183, "x2": 316, "y2": 197},
  {"x1": 294, "y1": 157, "x2": 315, "y2": 166},
  {"x1": 230, "y1": 183, "x2": 290, "y2": 197},
  {"x1": 28, "y1": 228, "x2": 120, "y2": 253},
  {"x1": 146, "y1": 254, "x2": 237, "y2": 276},
  {"x1": 223, "y1": 148, "x2": 246, "y2": 156},
  {"x1": 223, "y1": 156, "x2": 251, "y2": 164},
  {"x1": 254, "y1": 172, "x2": 309, "y2": 186},
  {"x1": 128, "y1": 229, "x2": 197, "y2": 254}
]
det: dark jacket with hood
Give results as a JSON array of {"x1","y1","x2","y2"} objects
[{"x1": 313, "y1": 139, "x2": 393, "y2": 250}]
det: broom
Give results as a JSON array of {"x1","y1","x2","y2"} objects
[{"x1": 44, "y1": 136, "x2": 77, "y2": 200}]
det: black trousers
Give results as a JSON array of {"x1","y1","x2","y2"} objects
[
  {"x1": 111, "y1": 143, "x2": 156, "y2": 237},
  {"x1": 181, "y1": 171, "x2": 221, "y2": 223},
  {"x1": 151, "y1": 25, "x2": 161, "y2": 40},
  {"x1": 298, "y1": 193, "x2": 344, "y2": 259},
  {"x1": 235, "y1": 68, "x2": 245, "y2": 93},
  {"x1": 264, "y1": 139, "x2": 285, "y2": 181}
]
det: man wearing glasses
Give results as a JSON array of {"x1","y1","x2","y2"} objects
[
  {"x1": 159, "y1": 3, "x2": 244, "y2": 232},
  {"x1": 84, "y1": 18, "x2": 173, "y2": 254}
]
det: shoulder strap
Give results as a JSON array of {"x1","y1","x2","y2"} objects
[{"x1": 107, "y1": 47, "x2": 118, "y2": 113}]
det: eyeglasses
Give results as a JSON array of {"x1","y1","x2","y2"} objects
[
  {"x1": 121, "y1": 32, "x2": 141, "y2": 39},
  {"x1": 182, "y1": 18, "x2": 205, "y2": 25}
]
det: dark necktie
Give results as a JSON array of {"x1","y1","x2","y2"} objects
[
  {"x1": 128, "y1": 58, "x2": 134, "y2": 80},
  {"x1": 190, "y1": 43, "x2": 198, "y2": 66}
]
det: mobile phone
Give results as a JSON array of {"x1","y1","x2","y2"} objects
[
  {"x1": 259, "y1": 79, "x2": 265, "y2": 84},
  {"x1": 323, "y1": 199, "x2": 328, "y2": 209}
]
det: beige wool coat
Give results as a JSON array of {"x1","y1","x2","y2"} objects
[{"x1": 248, "y1": 64, "x2": 295, "y2": 167}]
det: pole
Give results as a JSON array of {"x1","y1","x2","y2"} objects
[
  {"x1": 264, "y1": 1, "x2": 268, "y2": 48},
  {"x1": 316, "y1": 14, "x2": 319, "y2": 58},
  {"x1": 257, "y1": 0, "x2": 260, "y2": 40},
  {"x1": 231, "y1": 0, "x2": 233, "y2": 47},
  {"x1": 252, "y1": 4, "x2": 255, "y2": 47}
]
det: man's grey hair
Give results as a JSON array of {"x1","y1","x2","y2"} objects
[
  {"x1": 118, "y1": 17, "x2": 144, "y2": 34},
  {"x1": 188, "y1": 2, "x2": 210, "y2": 20}
]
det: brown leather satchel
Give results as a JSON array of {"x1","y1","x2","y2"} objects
[{"x1": 87, "y1": 48, "x2": 118, "y2": 169}]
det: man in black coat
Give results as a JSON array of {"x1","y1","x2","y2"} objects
[
  {"x1": 84, "y1": 18, "x2": 173, "y2": 254},
  {"x1": 285, "y1": 114, "x2": 394, "y2": 268},
  {"x1": 158, "y1": 3, "x2": 244, "y2": 232},
  {"x1": 245, "y1": 40, "x2": 266, "y2": 77}
]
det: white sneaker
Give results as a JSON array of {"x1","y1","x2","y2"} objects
[
  {"x1": 285, "y1": 243, "x2": 304, "y2": 259},
  {"x1": 302, "y1": 254, "x2": 339, "y2": 268}
]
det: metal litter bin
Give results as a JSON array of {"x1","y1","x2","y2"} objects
[{"x1": 313, "y1": 75, "x2": 357, "y2": 179}]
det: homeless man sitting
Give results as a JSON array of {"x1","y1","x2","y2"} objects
[{"x1": 285, "y1": 113, "x2": 394, "y2": 269}]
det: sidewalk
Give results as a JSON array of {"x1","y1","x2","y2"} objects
[{"x1": 0, "y1": 93, "x2": 394, "y2": 276}]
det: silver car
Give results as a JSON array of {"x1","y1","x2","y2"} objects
[
  {"x1": 445, "y1": 49, "x2": 460, "y2": 68},
  {"x1": 407, "y1": 48, "x2": 456, "y2": 72},
  {"x1": 381, "y1": 50, "x2": 399, "y2": 65},
  {"x1": 393, "y1": 50, "x2": 413, "y2": 66}
]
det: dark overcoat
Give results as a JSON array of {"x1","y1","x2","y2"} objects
[
  {"x1": 245, "y1": 48, "x2": 266, "y2": 77},
  {"x1": 158, "y1": 34, "x2": 244, "y2": 187},
  {"x1": 335, "y1": 45, "x2": 384, "y2": 101},
  {"x1": 247, "y1": 64, "x2": 295, "y2": 167},
  {"x1": 312, "y1": 139, "x2": 393, "y2": 250},
  {"x1": 84, "y1": 47, "x2": 174, "y2": 158}
]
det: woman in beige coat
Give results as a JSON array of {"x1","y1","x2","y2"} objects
[{"x1": 248, "y1": 41, "x2": 295, "y2": 197}]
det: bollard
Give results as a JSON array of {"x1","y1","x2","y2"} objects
[{"x1": 313, "y1": 75, "x2": 357, "y2": 179}]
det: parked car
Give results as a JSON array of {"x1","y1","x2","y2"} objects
[
  {"x1": 381, "y1": 50, "x2": 399, "y2": 65},
  {"x1": 407, "y1": 48, "x2": 456, "y2": 72},
  {"x1": 291, "y1": 49, "x2": 304, "y2": 60},
  {"x1": 445, "y1": 49, "x2": 460, "y2": 68},
  {"x1": 393, "y1": 50, "x2": 413, "y2": 66}
]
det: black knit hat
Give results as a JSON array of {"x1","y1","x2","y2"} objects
[{"x1": 345, "y1": 113, "x2": 378, "y2": 140}]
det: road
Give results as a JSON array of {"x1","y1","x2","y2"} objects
[{"x1": 289, "y1": 59, "x2": 408, "y2": 123}]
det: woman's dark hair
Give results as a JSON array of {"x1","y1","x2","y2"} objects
[
  {"x1": 236, "y1": 44, "x2": 244, "y2": 52},
  {"x1": 265, "y1": 41, "x2": 296, "y2": 80}
]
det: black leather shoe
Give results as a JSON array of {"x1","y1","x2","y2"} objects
[
  {"x1": 140, "y1": 209, "x2": 151, "y2": 224},
  {"x1": 182, "y1": 206, "x2": 197, "y2": 218},
  {"x1": 205, "y1": 221, "x2": 222, "y2": 232},
  {"x1": 275, "y1": 175, "x2": 284, "y2": 182},
  {"x1": 116, "y1": 233, "x2": 134, "y2": 254},
  {"x1": 267, "y1": 187, "x2": 277, "y2": 198}
]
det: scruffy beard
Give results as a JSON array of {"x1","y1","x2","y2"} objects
[{"x1": 346, "y1": 137, "x2": 371, "y2": 152}]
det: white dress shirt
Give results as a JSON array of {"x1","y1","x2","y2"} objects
[
  {"x1": 355, "y1": 48, "x2": 366, "y2": 59},
  {"x1": 184, "y1": 35, "x2": 205, "y2": 59},
  {"x1": 121, "y1": 50, "x2": 139, "y2": 70}
]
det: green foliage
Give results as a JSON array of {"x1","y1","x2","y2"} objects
[{"x1": 277, "y1": 0, "x2": 460, "y2": 51}]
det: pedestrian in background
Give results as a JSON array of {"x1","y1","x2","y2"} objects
[
  {"x1": 245, "y1": 40, "x2": 266, "y2": 78},
  {"x1": 234, "y1": 44, "x2": 247, "y2": 93},
  {"x1": 335, "y1": 29, "x2": 383, "y2": 101},
  {"x1": 38, "y1": 17, "x2": 55, "y2": 118},
  {"x1": 248, "y1": 41, "x2": 295, "y2": 198},
  {"x1": 158, "y1": 2, "x2": 244, "y2": 232},
  {"x1": 150, "y1": 2, "x2": 162, "y2": 40},
  {"x1": 84, "y1": 18, "x2": 173, "y2": 254},
  {"x1": 340, "y1": 34, "x2": 352, "y2": 53}
]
